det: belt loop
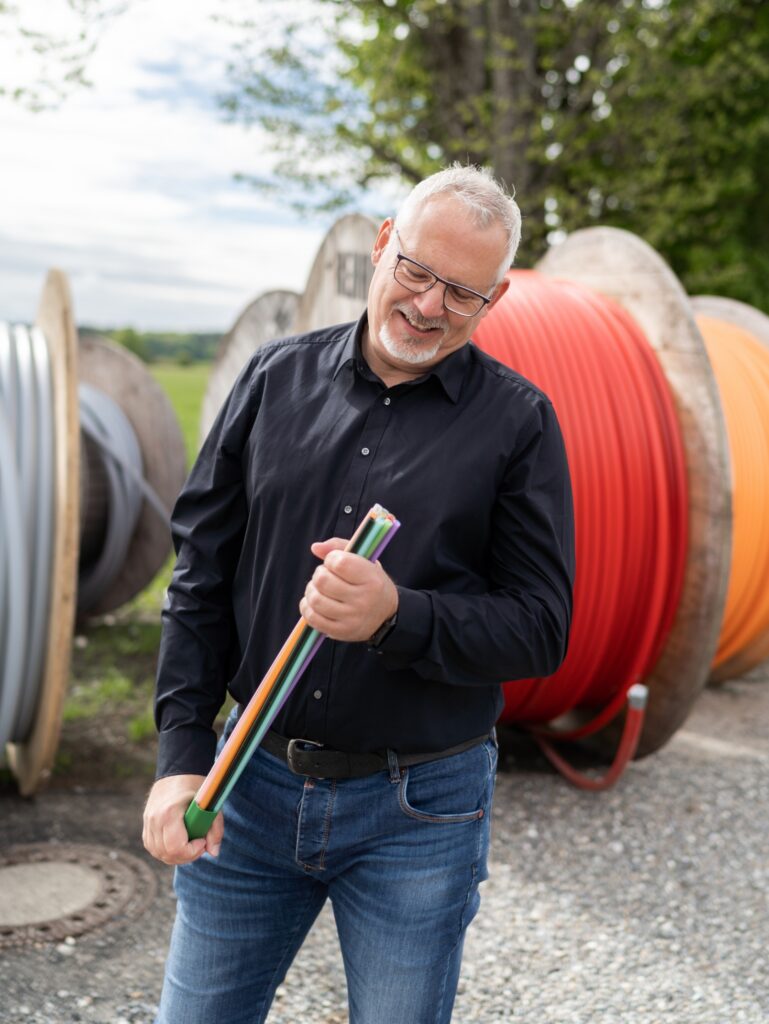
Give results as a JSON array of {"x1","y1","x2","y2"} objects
[{"x1": 386, "y1": 748, "x2": 400, "y2": 783}]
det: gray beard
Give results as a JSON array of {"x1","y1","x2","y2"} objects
[{"x1": 379, "y1": 309, "x2": 445, "y2": 365}]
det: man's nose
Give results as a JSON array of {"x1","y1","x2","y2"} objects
[{"x1": 412, "y1": 284, "x2": 446, "y2": 320}]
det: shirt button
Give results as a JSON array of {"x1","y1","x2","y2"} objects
[
  {"x1": 313, "y1": 689, "x2": 322, "y2": 700},
  {"x1": 343, "y1": 505, "x2": 352, "y2": 514},
  {"x1": 361, "y1": 447, "x2": 370, "y2": 456},
  {"x1": 383, "y1": 397, "x2": 391, "y2": 406}
]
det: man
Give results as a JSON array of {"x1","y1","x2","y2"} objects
[{"x1": 144, "y1": 164, "x2": 575, "y2": 1024}]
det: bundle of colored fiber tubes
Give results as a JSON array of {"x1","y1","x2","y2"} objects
[{"x1": 184, "y1": 504, "x2": 401, "y2": 840}]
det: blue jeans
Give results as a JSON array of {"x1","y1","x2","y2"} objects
[{"x1": 156, "y1": 716, "x2": 497, "y2": 1024}]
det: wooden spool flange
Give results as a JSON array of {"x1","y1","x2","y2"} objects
[
  {"x1": 200, "y1": 290, "x2": 300, "y2": 443},
  {"x1": 691, "y1": 294, "x2": 769, "y2": 683},
  {"x1": 537, "y1": 228, "x2": 732, "y2": 756},
  {"x1": 77, "y1": 336, "x2": 187, "y2": 614},
  {"x1": 293, "y1": 213, "x2": 378, "y2": 335},
  {"x1": 6, "y1": 270, "x2": 80, "y2": 795}
]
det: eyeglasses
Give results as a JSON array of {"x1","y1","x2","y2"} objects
[{"x1": 392, "y1": 230, "x2": 492, "y2": 317}]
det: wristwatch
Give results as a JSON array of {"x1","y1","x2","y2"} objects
[{"x1": 368, "y1": 611, "x2": 398, "y2": 648}]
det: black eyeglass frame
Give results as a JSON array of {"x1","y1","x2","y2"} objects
[{"x1": 392, "y1": 229, "x2": 493, "y2": 318}]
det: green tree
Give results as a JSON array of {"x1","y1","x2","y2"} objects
[
  {"x1": 111, "y1": 327, "x2": 149, "y2": 362},
  {"x1": 222, "y1": 0, "x2": 769, "y2": 309},
  {"x1": 583, "y1": 0, "x2": 769, "y2": 308}
]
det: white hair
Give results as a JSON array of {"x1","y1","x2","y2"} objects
[{"x1": 395, "y1": 163, "x2": 522, "y2": 281}]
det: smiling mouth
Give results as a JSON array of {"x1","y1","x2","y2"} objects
[{"x1": 397, "y1": 309, "x2": 444, "y2": 336}]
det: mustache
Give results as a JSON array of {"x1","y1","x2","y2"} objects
[{"x1": 396, "y1": 303, "x2": 447, "y2": 331}]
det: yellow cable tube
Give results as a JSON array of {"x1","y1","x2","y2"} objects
[{"x1": 696, "y1": 315, "x2": 769, "y2": 670}]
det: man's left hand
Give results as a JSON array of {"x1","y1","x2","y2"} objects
[{"x1": 300, "y1": 538, "x2": 398, "y2": 642}]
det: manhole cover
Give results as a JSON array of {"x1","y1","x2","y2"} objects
[{"x1": 0, "y1": 843, "x2": 157, "y2": 948}]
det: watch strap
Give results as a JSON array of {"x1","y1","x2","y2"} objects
[{"x1": 368, "y1": 611, "x2": 398, "y2": 647}]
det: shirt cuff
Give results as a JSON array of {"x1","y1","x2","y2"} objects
[
  {"x1": 375, "y1": 586, "x2": 432, "y2": 662},
  {"x1": 155, "y1": 724, "x2": 218, "y2": 780}
]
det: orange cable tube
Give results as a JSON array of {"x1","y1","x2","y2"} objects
[
  {"x1": 473, "y1": 271, "x2": 688, "y2": 734},
  {"x1": 195, "y1": 618, "x2": 307, "y2": 810},
  {"x1": 696, "y1": 315, "x2": 769, "y2": 669}
]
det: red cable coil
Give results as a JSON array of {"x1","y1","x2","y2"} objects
[{"x1": 474, "y1": 271, "x2": 688, "y2": 737}]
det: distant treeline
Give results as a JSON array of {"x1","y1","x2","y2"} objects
[{"x1": 80, "y1": 326, "x2": 220, "y2": 364}]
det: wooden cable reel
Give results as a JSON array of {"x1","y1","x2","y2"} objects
[
  {"x1": 201, "y1": 215, "x2": 378, "y2": 443},
  {"x1": 534, "y1": 227, "x2": 731, "y2": 757},
  {"x1": 77, "y1": 335, "x2": 186, "y2": 613},
  {"x1": 3, "y1": 271, "x2": 186, "y2": 793},
  {"x1": 200, "y1": 290, "x2": 300, "y2": 443},
  {"x1": 6, "y1": 272, "x2": 80, "y2": 795},
  {"x1": 293, "y1": 214, "x2": 378, "y2": 335},
  {"x1": 691, "y1": 295, "x2": 769, "y2": 684}
]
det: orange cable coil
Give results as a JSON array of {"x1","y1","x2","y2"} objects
[
  {"x1": 474, "y1": 271, "x2": 689, "y2": 735},
  {"x1": 696, "y1": 315, "x2": 769, "y2": 670}
]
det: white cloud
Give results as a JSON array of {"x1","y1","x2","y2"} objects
[{"x1": 0, "y1": 0, "x2": 329, "y2": 330}]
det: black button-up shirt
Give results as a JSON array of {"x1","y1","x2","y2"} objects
[{"x1": 155, "y1": 314, "x2": 575, "y2": 778}]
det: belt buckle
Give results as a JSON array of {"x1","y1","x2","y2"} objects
[{"x1": 286, "y1": 738, "x2": 325, "y2": 777}]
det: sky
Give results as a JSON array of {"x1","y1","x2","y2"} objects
[{"x1": 0, "y1": 0, "x2": 349, "y2": 331}]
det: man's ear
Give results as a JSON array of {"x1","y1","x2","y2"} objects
[
  {"x1": 371, "y1": 218, "x2": 394, "y2": 267},
  {"x1": 482, "y1": 275, "x2": 510, "y2": 317}
]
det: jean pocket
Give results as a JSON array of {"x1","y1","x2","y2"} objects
[{"x1": 397, "y1": 740, "x2": 496, "y2": 824}]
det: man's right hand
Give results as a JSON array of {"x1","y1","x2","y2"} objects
[{"x1": 142, "y1": 774, "x2": 224, "y2": 866}]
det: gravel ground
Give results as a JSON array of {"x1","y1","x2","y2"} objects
[{"x1": 0, "y1": 675, "x2": 767, "y2": 1024}]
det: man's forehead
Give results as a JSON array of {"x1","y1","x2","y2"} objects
[
  {"x1": 396, "y1": 197, "x2": 507, "y2": 283},
  {"x1": 398, "y1": 194, "x2": 476, "y2": 231}
]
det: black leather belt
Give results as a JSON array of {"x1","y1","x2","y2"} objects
[{"x1": 260, "y1": 729, "x2": 489, "y2": 780}]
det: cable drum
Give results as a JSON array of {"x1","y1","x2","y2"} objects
[
  {"x1": 531, "y1": 227, "x2": 731, "y2": 765},
  {"x1": 697, "y1": 319, "x2": 769, "y2": 669},
  {"x1": 691, "y1": 297, "x2": 769, "y2": 681},
  {"x1": 0, "y1": 326, "x2": 159, "y2": 743},
  {"x1": 474, "y1": 272, "x2": 689, "y2": 741},
  {"x1": 2, "y1": 271, "x2": 187, "y2": 794},
  {"x1": 0, "y1": 324, "x2": 55, "y2": 747},
  {"x1": 200, "y1": 290, "x2": 300, "y2": 442},
  {"x1": 76, "y1": 334, "x2": 187, "y2": 616}
]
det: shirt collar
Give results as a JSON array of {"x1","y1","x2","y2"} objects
[
  {"x1": 332, "y1": 313, "x2": 369, "y2": 381},
  {"x1": 332, "y1": 311, "x2": 470, "y2": 404}
]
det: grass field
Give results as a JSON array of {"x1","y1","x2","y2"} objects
[
  {"x1": 115, "y1": 361, "x2": 210, "y2": 616},
  {"x1": 150, "y1": 361, "x2": 211, "y2": 468},
  {"x1": 57, "y1": 361, "x2": 212, "y2": 779}
]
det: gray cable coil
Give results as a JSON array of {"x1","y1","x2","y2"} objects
[
  {"x1": 1, "y1": 323, "x2": 172, "y2": 748},
  {"x1": 0, "y1": 323, "x2": 54, "y2": 747},
  {"x1": 77, "y1": 384, "x2": 145, "y2": 613}
]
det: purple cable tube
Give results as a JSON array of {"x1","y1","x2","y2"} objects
[{"x1": 370, "y1": 519, "x2": 401, "y2": 562}]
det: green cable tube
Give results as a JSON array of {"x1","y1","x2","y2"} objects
[{"x1": 184, "y1": 801, "x2": 220, "y2": 841}]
